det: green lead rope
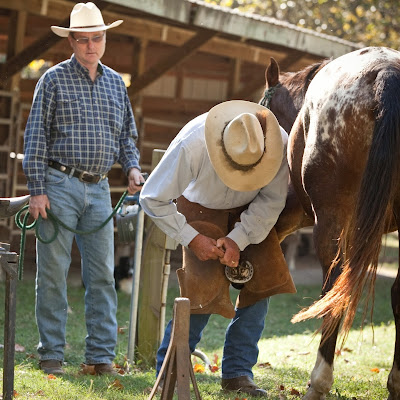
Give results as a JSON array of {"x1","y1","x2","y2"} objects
[{"x1": 15, "y1": 190, "x2": 128, "y2": 281}]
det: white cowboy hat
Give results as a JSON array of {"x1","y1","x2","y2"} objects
[
  {"x1": 51, "y1": 2, "x2": 123, "y2": 37},
  {"x1": 205, "y1": 100, "x2": 284, "y2": 191}
]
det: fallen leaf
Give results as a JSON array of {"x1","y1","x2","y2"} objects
[
  {"x1": 213, "y1": 354, "x2": 219, "y2": 365},
  {"x1": 79, "y1": 363, "x2": 96, "y2": 375},
  {"x1": 370, "y1": 368, "x2": 380, "y2": 373},
  {"x1": 342, "y1": 347, "x2": 353, "y2": 353},
  {"x1": 114, "y1": 363, "x2": 125, "y2": 374},
  {"x1": 278, "y1": 384, "x2": 285, "y2": 390},
  {"x1": 298, "y1": 351, "x2": 310, "y2": 356},
  {"x1": 15, "y1": 344, "x2": 25, "y2": 352},
  {"x1": 290, "y1": 388, "x2": 300, "y2": 396},
  {"x1": 193, "y1": 363, "x2": 205, "y2": 373},
  {"x1": 118, "y1": 326, "x2": 127, "y2": 335},
  {"x1": 143, "y1": 386, "x2": 154, "y2": 394},
  {"x1": 45, "y1": 374, "x2": 57, "y2": 380},
  {"x1": 35, "y1": 390, "x2": 45, "y2": 396},
  {"x1": 208, "y1": 353, "x2": 220, "y2": 373},
  {"x1": 258, "y1": 362, "x2": 272, "y2": 368},
  {"x1": 108, "y1": 378, "x2": 124, "y2": 390}
]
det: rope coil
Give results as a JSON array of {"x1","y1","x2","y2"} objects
[{"x1": 15, "y1": 191, "x2": 128, "y2": 280}]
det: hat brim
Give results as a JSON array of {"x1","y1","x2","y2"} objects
[
  {"x1": 205, "y1": 100, "x2": 284, "y2": 192},
  {"x1": 51, "y1": 20, "x2": 123, "y2": 37}
]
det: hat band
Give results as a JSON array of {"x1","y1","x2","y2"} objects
[
  {"x1": 220, "y1": 128, "x2": 265, "y2": 172},
  {"x1": 70, "y1": 24, "x2": 107, "y2": 29}
]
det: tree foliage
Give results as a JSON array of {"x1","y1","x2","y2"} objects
[{"x1": 204, "y1": 0, "x2": 400, "y2": 50}]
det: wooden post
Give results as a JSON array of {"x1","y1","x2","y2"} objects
[
  {"x1": 1, "y1": 244, "x2": 18, "y2": 400},
  {"x1": 228, "y1": 58, "x2": 241, "y2": 99},
  {"x1": 137, "y1": 149, "x2": 169, "y2": 363},
  {"x1": 147, "y1": 298, "x2": 201, "y2": 400},
  {"x1": 4, "y1": 10, "x2": 27, "y2": 91}
]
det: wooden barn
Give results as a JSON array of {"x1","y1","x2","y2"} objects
[
  {"x1": 0, "y1": 0, "x2": 361, "y2": 264},
  {"x1": 0, "y1": 0, "x2": 364, "y2": 363}
]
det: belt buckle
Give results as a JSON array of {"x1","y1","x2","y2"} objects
[{"x1": 79, "y1": 171, "x2": 97, "y2": 183}]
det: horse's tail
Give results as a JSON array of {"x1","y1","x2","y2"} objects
[{"x1": 292, "y1": 64, "x2": 400, "y2": 343}]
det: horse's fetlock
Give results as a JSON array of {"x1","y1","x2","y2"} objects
[
  {"x1": 309, "y1": 379, "x2": 331, "y2": 396},
  {"x1": 303, "y1": 386, "x2": 327, "y2": 400},
  {"x1": 387, "y1": 365, "x2": 400, "y2": 399}
]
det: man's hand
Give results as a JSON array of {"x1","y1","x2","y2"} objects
[
  {"x1": 216, "y1": 237, "x2": 240, "y2": 267},
  {"x1": 188, "y1": 234, "x2": 225, "y2": 261},
  {"x1": 29, "y1": 194, "x2": 50, "y2": 220},
  {"x1": 127, "y1": 167, "x2": 145, "y2": 194}
]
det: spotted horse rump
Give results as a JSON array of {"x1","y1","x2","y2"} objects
[{"x1": 261, "y1": 46, "x2": 400, "y2": 399}]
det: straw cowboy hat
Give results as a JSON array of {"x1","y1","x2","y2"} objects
[
  {"x1": 51, "y1": 2, "x2": 123, "y2": 37},
  {"x1": 205, "y1": 100, "x2": 284, "y2": 191}
]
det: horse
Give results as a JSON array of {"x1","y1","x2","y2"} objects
[{"x1": 261, "y1": 46, "x2": 400, "y2": 400}]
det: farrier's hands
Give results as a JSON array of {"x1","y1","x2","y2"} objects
[
  {"x1": 29, "y1": 194, "x2": 50, "y2": 220},
  {"x1": 127, "y1": 167, "x2": 145, "y2": 194},
  {"x1": 188, "y1": 234, "x2": 225, "y2": 261},
  {"x1": 216, "y1": 237, "x2": 240, "y2": 268}
]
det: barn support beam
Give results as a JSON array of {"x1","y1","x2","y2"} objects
[
  {"x1": 130, "y1": 37, "x2": 147, "y2": 161},
  {"x1": 228, "y1": 58, "x2": 241, "y2": 100},
  {"x1": 128, "y1": 29, "x2": 216, "y2": 96},
  {"x1": 0, "y1": 20, "x2": 65, "y2": 85},
  {"x1": 4, "y1": 10, "x2": 27, "y2": 91},
  {"x1": 231, "y1": 51, "x2": 305, "y2": 100}
]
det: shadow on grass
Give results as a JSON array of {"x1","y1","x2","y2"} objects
[{"x1": 179, "y1": 275, "x2": 394, "y2": 354}]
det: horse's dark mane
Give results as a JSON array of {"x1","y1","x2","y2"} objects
[{"x1": 281, "y1": 59, "x2": 331, "y2": 102}]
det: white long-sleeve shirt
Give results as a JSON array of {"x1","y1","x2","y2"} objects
[{"x1": 139, "y1": 112, "x2": 289, "y2": 251}]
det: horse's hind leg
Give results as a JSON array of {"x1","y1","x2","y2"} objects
[
  {"x1": 304, "y1": 328, "x2": 338, "y2": 400},
  {"x1": 387, "y1": 226, "x2": 400, "y2": 399},
  {"x1": 302, "y1": 217, "x2": 343, "y2": 400}
]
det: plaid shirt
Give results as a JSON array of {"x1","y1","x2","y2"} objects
[{"x1": 23, "y1": 54, "x2": 140, "y2": 196}]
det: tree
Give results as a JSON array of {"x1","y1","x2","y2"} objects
[{"x1": 204, "y1": 0, "x2": 400, "y2": 50}]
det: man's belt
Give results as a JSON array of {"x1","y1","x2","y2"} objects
[{"x1": 48, "y1": 160, "x2": 108, "y2": 184}]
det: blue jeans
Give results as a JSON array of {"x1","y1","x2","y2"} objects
[
  {"x1": 36, "y1": 168, "x2": 117, "y2": 364},
  {"x1": 156, "y1": 297, "x2": 269, "y2": 379}
]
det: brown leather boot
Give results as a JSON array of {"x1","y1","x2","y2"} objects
[
  {"x1": 93, "y1": 363, "x2": 118, "y2": 375},
  {"x1": 39, "y1": 359, "x2": 65, "y2": 375},
  {"x1": 221, "y1": 375, "x2": 268, "y2": 397}
]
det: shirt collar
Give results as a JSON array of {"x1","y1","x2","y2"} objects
[{"x1": 70, "y1": 54, "x2": 104, "y2": 78}]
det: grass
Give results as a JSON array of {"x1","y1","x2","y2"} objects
[{"x1": 0, "y1": 233, "x2": 398, "y2": 399}]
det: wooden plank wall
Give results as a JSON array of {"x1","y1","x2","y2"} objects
[{"x1": 0, "y1": 0, "x2": 331, "y2": 270}]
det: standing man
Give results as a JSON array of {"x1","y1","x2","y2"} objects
[
  {"x1": 23, "y1": 2, "x2": 144, "y2": 375},
  {"x1": 140, "y1": 100, "x2": 295, "y2": 397}
]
